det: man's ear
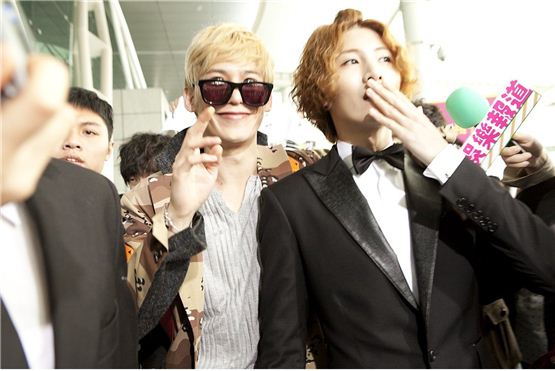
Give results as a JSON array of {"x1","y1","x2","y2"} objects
[
  {"x1": 105, "y1": 140, "x2": 114, "y2": 161},
  {"x1": 263, "y1": 94, "x2": 273, "y2": 113},
  {"x1": 184, "y1": 88, "x2": 195, "y2": 113}
]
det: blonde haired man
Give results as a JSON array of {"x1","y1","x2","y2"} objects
[{"x1": 121, "y1": 23, "x2": 316, "y2": 368}]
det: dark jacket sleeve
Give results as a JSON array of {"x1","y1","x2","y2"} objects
[
  {"x1": 255, "y1": 187, "x2": 308, "y2": 369},
  {"x1": 107, "y1": 177, "x2": 139, "y2": 368},
  {"x1": 439, "y1": 158, "x2": 555, "y2": 295}
]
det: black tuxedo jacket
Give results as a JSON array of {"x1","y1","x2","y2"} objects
[
  {"x1": 256, "y1": 147, "x2": 555, "y2": 369},
  {"x1": 1, "y1": 159, "x2": 137, "y2": 368}
]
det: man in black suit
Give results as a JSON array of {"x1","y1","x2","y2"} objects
[
  {"x1": 501, "y1": 132, "x2": 555, "y2": 366},
  {"x1": 1, "y1": 50, "x2": 137, "y2": 368},
  {"x1": 255, "y1": 9, "x2": 555, "y2": 369}
]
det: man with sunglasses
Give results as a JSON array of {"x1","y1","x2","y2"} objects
[{"x1": 121, "y1": 23, "x2": 318, "y2": 368}]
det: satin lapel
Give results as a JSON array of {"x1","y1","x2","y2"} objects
[
  {"x1": 403, "y1": 154, "x2": 442, "y2": 325},
  {"x1": 304, "y1": 148, "x2": 418, "y2": 309}
]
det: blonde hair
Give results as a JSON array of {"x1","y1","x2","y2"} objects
[
  {"x1": 292, "y1": 9, "x2": 416, "y2": 142},
  {"x1": 184, "y1": 23, "x2": 274, "y2": 94}
]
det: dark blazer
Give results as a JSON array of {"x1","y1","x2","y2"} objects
[
  {"x1": 515, "y1": 176, "x2": 555, "y2": 351},
  {"x1": 256, "y1": 147, "x2": 555, "y2": 369},
  {"x1": 1, "y1": 159, "x2": 137, "y2": 368},
  {"x1": 516, "y1": 176, "x2": 555, "y2": 226}
]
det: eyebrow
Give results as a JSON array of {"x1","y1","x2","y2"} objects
[
  {"x1": 338, "y1": 47, "x2": 390, "y2": 56},
  {"x1": 80, "y1": 121, "x2": 104, "y2": 128},
  {"x1": 205, "y1": 69, "x2": 262, "y2": 77}
]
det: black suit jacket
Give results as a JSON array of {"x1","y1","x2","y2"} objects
[
  {"x1": 256, "y1": 147, "x2": 555, "y2": 369},
  {"x1": 515, "y1": 176, "x2": 555, "y2": 350},
  {"x1": 1, "y1": 159, "x2": 137, "y2": 368}
]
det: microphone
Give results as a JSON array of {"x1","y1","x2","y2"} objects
[
  {"x1": 445, "y1": 81, "x2": 542, "y2": 170},
  {"x1": 445, "y1": 87, "x2": 490, "y2": 128}
]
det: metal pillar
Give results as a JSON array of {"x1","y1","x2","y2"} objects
[
  {"x1": 72, "y1": 0, "x2": 114, "y2": 102},
  {"x1": 399, "y1": 0, "x2": 432, "y2": 100}
]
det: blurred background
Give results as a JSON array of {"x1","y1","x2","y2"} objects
[{"x1": 11, "y1": 0, "x2": 555, "y2": 192}]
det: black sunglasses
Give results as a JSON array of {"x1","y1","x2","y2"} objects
[{"x1": 197, "y1": 79, "x2": 273, "y2": 107}]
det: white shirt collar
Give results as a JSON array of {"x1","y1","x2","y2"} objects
[
  {"x1": 1, "y1": 203, "x2": 23, "y2": 227},
  {"x1": 336, "y1": 139, "x2": 396, "y2": 172}
]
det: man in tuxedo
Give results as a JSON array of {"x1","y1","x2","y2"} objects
[
  {"x1": 0, "y1": 49, "x2": 137, "y2": 368},
  {"x1": 255, "y1": 9, "x2": 555, "y2": 369}
]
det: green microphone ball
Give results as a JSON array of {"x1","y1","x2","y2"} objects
[{"x1": 445, "y1": 87, "x2": 490, "y2": 129}]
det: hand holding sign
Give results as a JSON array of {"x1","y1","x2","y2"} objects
[{"x1": 446, "y1": 80, "x2": 541, "y2": 171}]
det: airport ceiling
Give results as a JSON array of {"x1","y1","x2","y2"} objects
[
  {"x1": 18, "y1": 0, "x2": 399, "y2": 101},
  {"x1": 18, "y1": 0, "x2": 555, "y2": 104}
]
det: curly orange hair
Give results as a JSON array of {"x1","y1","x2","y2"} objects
[{"x1": 291, "y1": 9, "x2": 416, "y2": 142}]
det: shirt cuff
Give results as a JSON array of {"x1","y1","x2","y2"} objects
[{"x1": 423, "y1": 144, "x2": 466, "y2": 185}]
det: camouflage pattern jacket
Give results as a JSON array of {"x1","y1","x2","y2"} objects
[{"x1": 121, "y1": 130, "x2": 319, "y2": 368}]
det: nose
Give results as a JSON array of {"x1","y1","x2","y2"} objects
[
  {"x1": 62, "y1": 132, "x2": 81, "y2": 150},
  {"x1": 63, "y1": 141, "x2": 81, "y2": 150},
  {"x1": 364, "y1": 60, "x2": 383, "y2": 83},
  {"x1": 227, "y1": 86, "x2": 243, "y2": 105},
  {"x1": 365, "y1": 72, "x2": 383, "y2": 82}
]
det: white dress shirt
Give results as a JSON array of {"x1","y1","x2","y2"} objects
[
  {"x1": 336, "y1": 141, "x2": 466, "y2": 300},
  {"x1": 0, "y1": 203, "x2": 54, "y2": 368}
]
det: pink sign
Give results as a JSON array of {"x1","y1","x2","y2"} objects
[{"x1": 459, "y1": 80, "x2": 540, "y2": 170}]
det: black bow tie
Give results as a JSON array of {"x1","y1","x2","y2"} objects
[{"x1": 351, "y1": 143, "x2": 405, "y2": 174}]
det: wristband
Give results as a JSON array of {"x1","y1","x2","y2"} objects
[{"x1": 164, "y1": 203, "x2": 191, "y2": 233}]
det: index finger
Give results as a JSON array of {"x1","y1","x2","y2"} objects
[
  {"x1": 187, "y1": 106, "x2": 215, "y2": 138},
  {"x1": 368, "y1": 79, "x2": 417, "y2": 119}
]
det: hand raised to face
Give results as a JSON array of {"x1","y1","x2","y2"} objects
[
  {"x1": 1, "y1": 48, "x2": 74, "y2": 204},
  {"x1": 365, "y1": 79, "x2": 448, "y2": 166},
  {"x1": 167, "y1": 107, "x2": 223, "y2": 232}
]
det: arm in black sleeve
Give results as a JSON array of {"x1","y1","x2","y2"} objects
[
  {"x1": 440, "y1": 158, "x2": 555, "y2": 295},
  {"x1": 255, "y1": 187, "x2": 309, "y2": 368},
  {"x1": 137, "y1": 212, "x2": 205, "y2": 339},
  {"x1": 105, "y1": 177, "x2": 138, "y2": 368}
]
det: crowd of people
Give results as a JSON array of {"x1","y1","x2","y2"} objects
[{"x1": 1, "y1": 7, "x2": 554, "y2": 369}]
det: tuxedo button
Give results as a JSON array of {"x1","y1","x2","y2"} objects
[
  {"x1": 428, "y1": 349, "x2": 437, "y2": 363},
  {"x1": 488, "y1": 222, "x2": 498, "y2": 233}
]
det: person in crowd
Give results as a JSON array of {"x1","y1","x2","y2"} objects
[
  {"x1": 53, "y1": 87, "x2": 114, "y2": 173},
  {"x1": 502, "y1": 132, "x2": 555, "y2": 193},
  {"x1": 255, "y1": 9, "x2": 555, "y2": 368},
  {"x1": 501, "y1": 132, "x2": 555, "y2": 367},
  {"x1": 121, "y1": 23, "x2": 318, "y2": 368},
  {"x1": 413, "y1": 99, "x2": 462, "y2": 145},
  {"x1": 0, "y1": 47, "x2": 137, "y2": 368},
  {"x1": 413, "y1": 99, "x2": 447, "y2": 128},
  {"x1": 119, "y1": 132, "x2": 173, "y2": 189}
]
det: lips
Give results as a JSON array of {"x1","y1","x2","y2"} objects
[
  {"x1": 217, "y1": 111, "x2": 250, "y2": 119},
  {"x1": 62, "y1": 156, "x2": 85, "y2": 167}
]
